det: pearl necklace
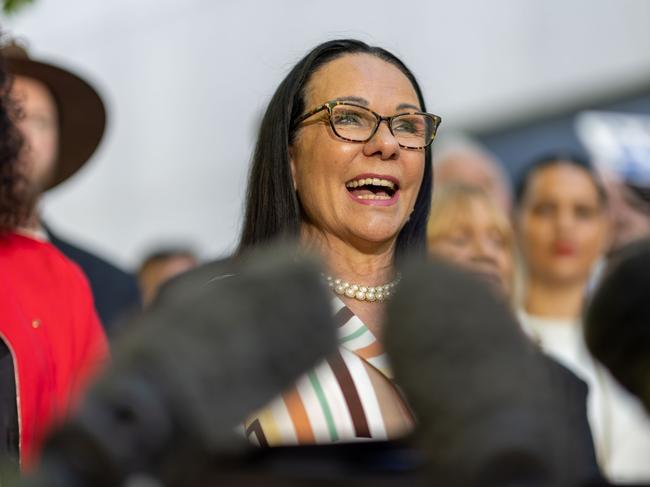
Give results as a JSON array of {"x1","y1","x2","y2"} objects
[{"x1": 324, "y1": 274, "x2": 401, "y2": 303}]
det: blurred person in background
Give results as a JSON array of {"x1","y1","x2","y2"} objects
[
  {"x1": 514, "y1": 152, "x2": 650, "y2": 483},
  {"x1": 426, "y1": 184, "x2": 514, "y2": 299},
  {"x1": 426, "y1": 183, "x2": 607, "y2": 479},
  {"x1": 138, "y1": 246, "x2": 198, "y2": 307},
  {"x1": 585, "y1": 237, "x2": 650, "y2": 417},
  {"x1": 576, "y1": 111, "x2": 650, "y2": 256},
  {"x1": 0, "y1": 40, "x2": 140, "y2": 333},
  {"x1": 0, "y1": 48, "x2": 108, "y2": 475},
  {"x1": 433, "y1": 135, "x2": 512, "y2": 212},
  {"x1": 602, "y1": 173, "x2": 650, "y2": 254}
]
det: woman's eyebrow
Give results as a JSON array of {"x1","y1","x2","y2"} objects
[
  {"x1": 396, "y1": 102, "x2": 420, "y2": 111},
  {"x1": 334, "y1": 96, "x2": 368, "y2": 105},
  {"x1": 332, "y1": 97, "x2": 420, "y2": 112}
]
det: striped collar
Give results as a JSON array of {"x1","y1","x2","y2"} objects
[{"x1": 331, "y1": 296, "x2": 392, "y2": 378}]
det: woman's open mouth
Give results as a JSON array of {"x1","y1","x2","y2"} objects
[{"x1": 345, "y1": 175, "x2": 399, "y2": 206}]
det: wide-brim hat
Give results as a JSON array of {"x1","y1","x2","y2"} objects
[{"x1": 1, "y1": 40, "x2": 106, "y2": 189}]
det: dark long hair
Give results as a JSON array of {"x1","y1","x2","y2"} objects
[
  {"x1": 0, "y1": 52, "x2": 29, "y2": 233},
  {"x1": 514, "y1": 151, "x2": 607, "y2": 209},
  {"x1": 238, "y1": 39, "x2": 433, "y2": 260}
]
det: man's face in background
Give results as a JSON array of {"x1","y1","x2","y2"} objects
[{"x1": 12, "y1": 75, "x2": 59, "y2": 195}]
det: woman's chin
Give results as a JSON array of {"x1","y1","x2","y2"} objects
[
  {"x1": 540, "y1": 263, "x2": 590, "y2": 285},
  {"x1": 353, "y1": 223, "x2": 404, "y2": 243},
  {"x1": 340, "y1": 227, "x2": 402, "y2": 251}
]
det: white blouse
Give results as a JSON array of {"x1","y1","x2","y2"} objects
[{"x1": 518, "y1": 310, "x2": 650, "y2": 483}]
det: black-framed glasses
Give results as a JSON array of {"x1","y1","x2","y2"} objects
[{"x1": 294, "y1": 100, "x2": 442, "y2": 149}]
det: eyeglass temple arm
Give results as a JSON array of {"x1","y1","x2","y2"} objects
[{"x1": 294, "y1": 104, "x2": 329, "y2": 125}]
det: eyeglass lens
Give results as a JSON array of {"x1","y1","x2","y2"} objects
[{"x1": 329, "y1": 105, "x2": 435, "y2": 148}]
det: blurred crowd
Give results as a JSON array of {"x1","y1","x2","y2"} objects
[
  {"x1": 0, "y1": 34, "x2": 649, "y2": 487},
  {"x1": 429, "y1": 146, "x2": 650, "y2": 482}
]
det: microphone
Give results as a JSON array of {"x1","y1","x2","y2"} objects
[
  {"x1": 585, "y1": 238, "x2": 650, "y2": 413},
  {"x1": 384, "y1": 258, "x2": 602, "y2": 487},
  {"x1": 21, "y1": 243, "x2": 337, "y2": 487}
]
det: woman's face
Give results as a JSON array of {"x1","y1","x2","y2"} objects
[
  {"x1": 517, "y1": 163, "x2": 608, "y2": 286},
  {"x1": 290, "y1": 54, "x2": 425, "y2": 251},
  {"x1": 429, "y1": 198, "x2": 514, "y2": 297}
]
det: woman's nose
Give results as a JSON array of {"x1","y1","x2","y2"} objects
[
  {"x1": 555, "y1": 208, "x2": 574, "y2": 234},
  {"x1": 470, "y1": 236, "x2": 499, "y2": 260},
  {"x1": 363, "y1": 120, "x2": 400, "y2": 160}
]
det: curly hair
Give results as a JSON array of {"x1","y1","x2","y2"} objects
[{"x1": 0, "y1": 53, "x2": 30, "y2": 233}]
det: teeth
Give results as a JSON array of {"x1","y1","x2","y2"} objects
[
  {"x1": 345, "y1": 178, "x2": 396, "y2": 189},
  {"x1": 356, "y1": 194, "x2": 391, "y2": 200}
]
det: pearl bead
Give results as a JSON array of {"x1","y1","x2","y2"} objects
[
  {"x1": 367, "y1": 292, "x2": 376, "y2": 302},
  {"x1": 355, "y1": 291, "x2": 366, "y2": 300},
  {"x1": 345, "y1": 287, "x2": 357, "y2": 298}
]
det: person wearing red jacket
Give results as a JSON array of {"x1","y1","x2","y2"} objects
[
  {"x1": 0, "y1": 40, "x2": 141, "y2": 334},
  {"x1": 0, "y1": 47, "x2": 108, "y2": 472}
]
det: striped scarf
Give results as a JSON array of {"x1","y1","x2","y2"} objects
[{"x1": 245, "y1": 297, "x2": 414, "y2": 446}]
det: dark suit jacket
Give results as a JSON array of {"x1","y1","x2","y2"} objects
[{"x1": 46, "y1": 226, "x2": 141, "y2": 334}]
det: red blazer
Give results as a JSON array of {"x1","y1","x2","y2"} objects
[{"x1": 0, "y1": 232, "x2": 109, "y2": 468}]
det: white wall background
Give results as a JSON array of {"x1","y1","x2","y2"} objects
[{"x1": 3, "y1": 0, "x2": 650, "y2": 268}]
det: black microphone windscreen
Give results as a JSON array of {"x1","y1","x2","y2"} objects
[
  {"x1": 24, "y1": 243, "x2": 337, "y2": 487},
  {"x1": 385, "y1": 257, "x2": 601, "y2": 487},
  {"x1": 585, "y1": 238, "x2": 650, "y2": 413}
]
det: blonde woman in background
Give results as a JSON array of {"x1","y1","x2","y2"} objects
[
  {"x1": 426, "y1": 182, "x2": 607, "y2": 480},
  {"x1": 427, "y1": 184, "x2": 515, "y2": 299}
]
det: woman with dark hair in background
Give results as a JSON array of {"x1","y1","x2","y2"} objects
[
  {"x1": 0, "y1": 51, "x2": 108, "y2": 473},
  {"x1": 239, "y1": 39, "x2": 440, "y2": 445},
  {"x1": 514, "y1": 153, "x2": 650, "y2": 483}
]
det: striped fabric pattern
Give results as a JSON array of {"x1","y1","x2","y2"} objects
[{"x1": 245, "y1": 297, "x2": 414, "y2": 446}]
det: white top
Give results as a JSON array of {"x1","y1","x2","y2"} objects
[{"x1": 518, "y1": 310, "x2": 650, "y2": 484}]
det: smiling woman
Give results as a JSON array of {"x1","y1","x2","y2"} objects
[
  {"x1": 289, "y1": 54, "x2": 432, "y2": 268},
  {"x1": 239, "y1": 39, "x2": 440, "y2": 446}
]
